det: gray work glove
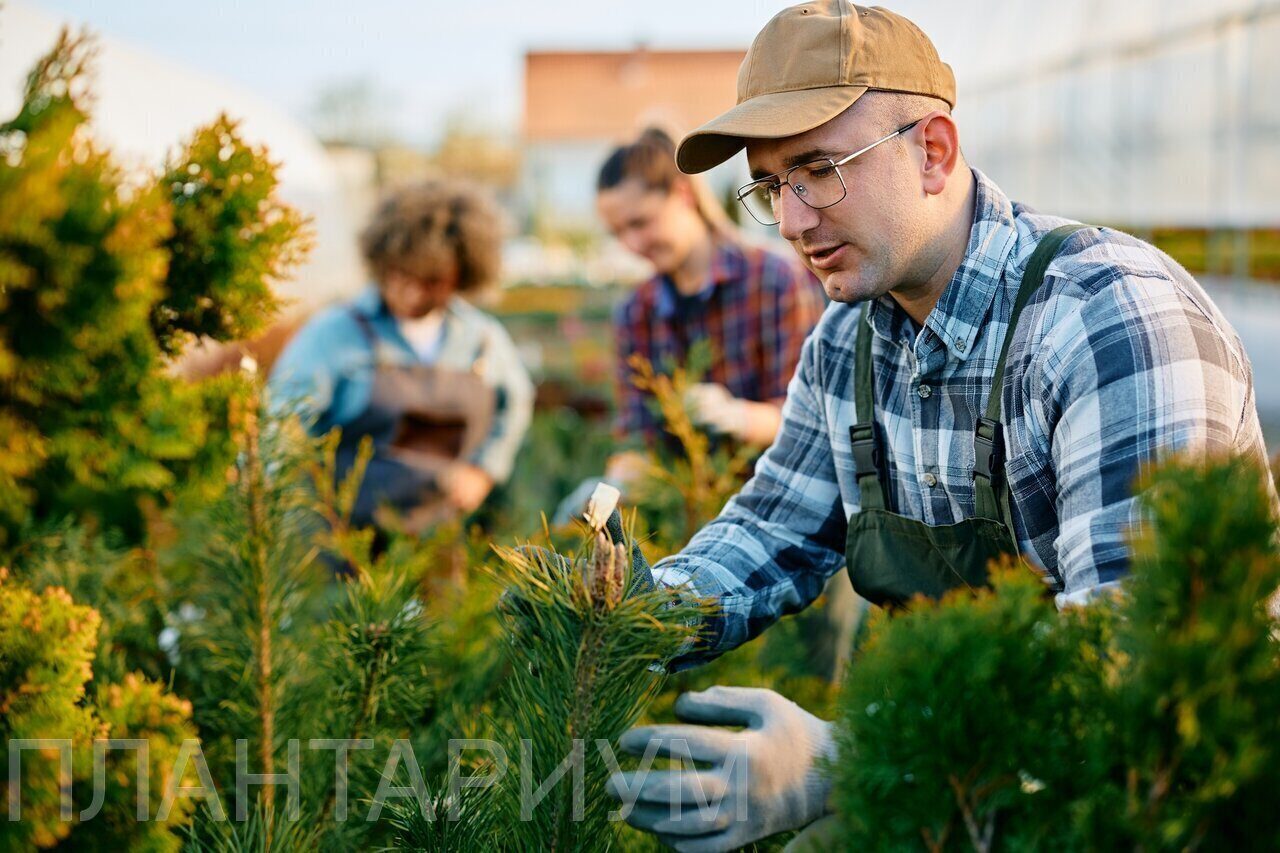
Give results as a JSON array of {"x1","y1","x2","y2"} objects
[{"x1": 607, "y1": 686, "x2": 835, "y2": 853}]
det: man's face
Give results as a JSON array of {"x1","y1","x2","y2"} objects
[
  {"x1": 745, "y1": 104, "x2": 925, "y2": 304},
  {"x1": 596, "y1": 180, "x2": 703, "y2": 276}
]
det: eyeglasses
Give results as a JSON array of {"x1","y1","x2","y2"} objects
[{"x1": 735, "y1": 119, "x2": 922, "y2": 226}]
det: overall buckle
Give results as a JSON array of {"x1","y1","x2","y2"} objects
[
  {"x1": 849, "y1": 422, "x2": 882, "y2": 479},
  {"x1": 973, "y1": 417, "x2": 1005, "y2": 483}
]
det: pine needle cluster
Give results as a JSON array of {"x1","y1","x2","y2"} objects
[
  {"x1": 169, "y1": 393, "x2": 436, "y2": 850},
  {"x1": 385, "y1": 523, "x2": 706, "y2": 850}
]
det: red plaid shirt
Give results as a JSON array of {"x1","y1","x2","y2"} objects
[{"x1": 613, "y1": 239, "x2": 825, "y2": 445}]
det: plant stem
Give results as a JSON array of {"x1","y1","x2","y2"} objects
[{"x1": 244, "y1": 401, "x2": 276, "y2": 845}]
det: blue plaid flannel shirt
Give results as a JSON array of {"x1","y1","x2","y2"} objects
[{"x1": 655, "y1": 168, "x2": 1271, "y2": 669}]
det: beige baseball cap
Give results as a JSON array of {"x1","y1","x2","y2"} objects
[{"x1": 676, "y1": 1, "x2": 956, "y2": 174}]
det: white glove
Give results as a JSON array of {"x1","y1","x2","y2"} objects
[
  {"x1": 607, "y1": 686, "x2": 835, "y2": 853},
  {"x1": 684, "y1": 383, "x2": 746, "y2": 437}
]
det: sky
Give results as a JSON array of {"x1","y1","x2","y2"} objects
[{"x1": 26, "y1": 0, "x2": 948, "y2": 146}]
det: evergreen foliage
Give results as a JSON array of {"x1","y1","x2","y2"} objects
[
  {"x1": 0, "y1": 31, "x2": 308, "y2": 547},
  {"x1": 70, "y1": 674, "x2": 201, "y2": 853},
  {"x1": 0, "y1": 575, "x2": 102, "y2": 848},
  {"x1": 12, "y1": 522, "x2": 172, "y2": 684},
  {"x1": 154, "y1": 116, "x2": 309, "y2": 356},
  {"x1": 385, "y1": 527, "x2": 706, "y2": 850},
  {"x1": 625, "y1": 347, "x2": 756, "y2": 546},
  {"x1": 830, "y1": 455, "x2": 1280, "y2": 851},
  {"x1": 0, "y1": 572, "x2": 198, "y2": 850},
  {"x1": 169, "y1": 394, "x2": 436, "y2": 850}
]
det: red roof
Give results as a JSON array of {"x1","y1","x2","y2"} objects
[{"x1": 523, "y1": 48, "x2": 746, "y2": 142}]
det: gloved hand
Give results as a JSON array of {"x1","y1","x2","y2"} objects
[
  {"x1": 684, "y1": 384, "x2": 784, "y2": 447},
  {"x1": 684, "y1": 383, "x2": 745, "y2": 437},
  {"x1": 607, "y1": 686, "x2": 835, "y2": 852},
  {"x1": 440, "y1": 461, "x2": 493, "y2": 513}
]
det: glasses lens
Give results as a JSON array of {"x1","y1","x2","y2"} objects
[
  {"x1": 791, "y1": 161, "x2": 846, "y2": 210},
  {"x1": 739, "y1": 183, "x2": 779, "y2": 226}
]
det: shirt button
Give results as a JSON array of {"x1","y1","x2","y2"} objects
[
  {"x1": 918, "y1": 384, "x2": 932, "y2": 399},
  {"x1": 955, "y1": 338, "x2": 967, "y2": 352},
  {"x1": 922, "y1": 472, "x2": 938, "y2": 487}
]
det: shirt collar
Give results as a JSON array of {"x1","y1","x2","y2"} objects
[
  {"x1": 653, "y1": 240, "x2": 746, "y2": 320},
  {"x1": 865, "y1": 168, "x2": 1018, "y2": 361}
]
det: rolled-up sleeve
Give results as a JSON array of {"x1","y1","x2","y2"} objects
[{"x1": 653, "y1": 331, "x2": 848, "y2": 669}]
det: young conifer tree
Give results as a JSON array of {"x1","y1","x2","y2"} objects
[
  {"x1": 386, "y1": 520, "x2": 704, "y2": 851},
  {"x1": 171, "y1": 391, "x2": 437, "y2": 850},
  {"x1": 0, "y1": 573, "x2": 199, "y2": 851},
  {"x1": 829, "y1": 455, "x2": 1280, "y2": 850},
  {"x1": 625, "y1": 346, "x2": 756, "y2": 546}
]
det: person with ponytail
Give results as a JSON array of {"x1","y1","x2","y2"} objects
[{"x1": 596, "y1": 127, "x2": 825, "y2": 480}]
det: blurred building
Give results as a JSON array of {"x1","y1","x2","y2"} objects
[
  {"x1": 952, "y1": 0, "x2": 1279, "y2": 232},
  {"x1": 521, "y1": 47, "x2": 746, "y2": 232}
]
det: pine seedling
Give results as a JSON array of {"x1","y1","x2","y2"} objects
[
  {"x1": 625, "y1": 351, "x2": 755, "y2": 547},
  {"x1": 171, "y1": 391, "x2": 325, "y2": 843},
  {"x1": 479, "y1": 524, "x2": 706, "y2": 851},
  {"x1": 173, "y1": 389, "x2": 447, "y2": 847}
]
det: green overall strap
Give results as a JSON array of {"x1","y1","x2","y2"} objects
[
  {"x1": 973, "y1": 223, "x2": 1089, "y2": 527},
  {"x1": 850, "y1": 303, "x2": 887, "y2": 511}
]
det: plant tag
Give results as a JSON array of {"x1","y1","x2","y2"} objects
[{"x1": 583, "y1": 483, "x2": 621, "y2": 532}]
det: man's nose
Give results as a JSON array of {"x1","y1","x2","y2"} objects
[{"x1": 776, "y1": 186, "x2": 819, "y2": 242}]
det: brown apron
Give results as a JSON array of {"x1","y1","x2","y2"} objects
[{"x1": 335, "y1": 309, "x2": 496, "y2": 534}]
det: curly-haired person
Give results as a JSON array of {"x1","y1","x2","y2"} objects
[{"x1": 270, "y1": 180, "x2": 533, "y2": 526}]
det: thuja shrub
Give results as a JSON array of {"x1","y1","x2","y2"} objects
[
  {"x1": 830, "y1": 455, "x2": 1280, "y2": 851},
  {"x1": 0, "y1": 575, "x2": 101, "y2": 849},
  {"x1": 0, "y1": 31, "x2": 308, "y2": 547},
  {"x1": 0, "y1": 573, "x2": 198, "y2": 850}
]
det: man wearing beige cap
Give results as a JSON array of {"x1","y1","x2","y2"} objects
[{"x1": 606, "y1": 2, "x2": 1270, "y2": 850}]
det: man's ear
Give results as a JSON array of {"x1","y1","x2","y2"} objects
[{"x1": 918, "y1": 112, "x2": 961, "y2": 196}]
